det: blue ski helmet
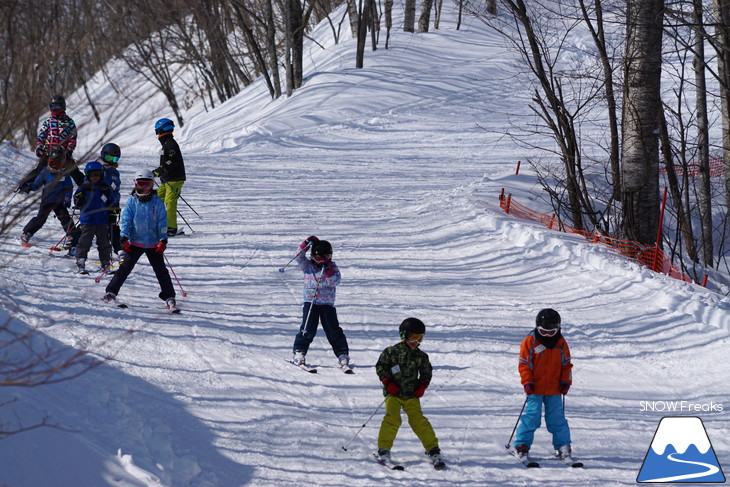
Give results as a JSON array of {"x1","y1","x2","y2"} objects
[
  {"x1": 84, "y1": 160, "x2": 104, "y2": 177},
  {"x1": 155, "y1": 118, "x2": 175, "y2": 135}
]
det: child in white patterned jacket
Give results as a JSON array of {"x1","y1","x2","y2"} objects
[{"x1": 292, "y1": 236, "x2": 350, "y2": 368}]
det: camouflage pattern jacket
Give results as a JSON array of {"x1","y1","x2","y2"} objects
[{"x1": 376, "y1": 341, "x2": 432, "y2": 399}]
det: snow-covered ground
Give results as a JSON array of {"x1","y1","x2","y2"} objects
[{"x1": 0, "y1": 4, "x2": 728, "y2": 486}]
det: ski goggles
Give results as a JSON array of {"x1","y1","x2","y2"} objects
[
  {"x1": 312, "y1": 253, "x2": 332, "y2": 263},
  {"x1": 406, "y1": 333, "x2": 424, "y2": 343},
  {"x1": 537, "y1": 326, "x2": 558, "y2": 337},
  {"x1": 48, "y1": 158, "x2": 66, "y2": 171},
  {"x1": 134, "y1": 179, "x2": 154, "y2": 191},
  {"x1": 103, "y1": 154, "x2": 120, "y2": 164}
]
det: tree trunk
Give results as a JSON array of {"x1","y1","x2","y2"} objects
[
  {"x1": 621, "y1": 0, "x2": 664, "y2": 245},
  {"x1": 266, "y1": 0, "x2": 282, "y2": 98},
  {"x1": 404, "y1": 0, "x2": 416, "y2": 32},
  {"x1": 347, "y1": 0, "x2": 359, "y2": 37},
  {"x1": 384, "y1": 0, "x2": 393, "y2": 47},
  {"x1": 418, "y1": 0, "x2": 433, "y2": 32},
  {"x1": 693, "y1": 0, "x2": 713, "y2": 266},
  {"x1": 714, "y1": 0, "x2": 730, "y2": 220}
]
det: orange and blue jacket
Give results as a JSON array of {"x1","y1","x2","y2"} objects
[{"x1": 518, "y1": 330, "x2": 572, "y2": 396}]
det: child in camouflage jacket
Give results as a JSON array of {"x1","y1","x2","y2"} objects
[{"x1": 375, "y1": 317, "x2": 444, "y2": 468}]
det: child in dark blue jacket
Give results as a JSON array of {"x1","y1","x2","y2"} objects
[
  {"x1": 19, "y1": 148, "x2": 78, "y2": 249},
  {"x1": 72, "y1": 161, "x2": 112, "y2": 274},
  {"x1": 98, "y1": 143, "x2": 122, "y2": 256}
]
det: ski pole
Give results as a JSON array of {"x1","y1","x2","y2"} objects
[
  {"x1": 341, "y1": 398, "x2": 387, "y2": 451},
  {"x1": 154, "y1": 181, "x2": 195, "y2": 233},
  {"x1": 164, "y1": 254, "x2": 188, "y2": 297},
  {"x1": 278, "y1": 244, "x2": 310, "y2": 273},
  {"x1": 163, "y1": 181, "x2": 202, "y2": 220},
  {"x1": 49, "y1": 213, "x2": 78, "y2": 251},
  {"x1": 505, "y1": 396, "x2": 529, "y2": 450},
  {"x1": 95, "y1": 256, "x2": 119, "y2": 284}
]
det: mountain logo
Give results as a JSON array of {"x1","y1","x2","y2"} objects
[{"x1": 637, "y1": 416, "x2": 725, "y2": 483}]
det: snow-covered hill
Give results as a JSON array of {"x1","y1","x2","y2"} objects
[{"x1": 0, "y1": 4, "x2": 728, "y2": 487}]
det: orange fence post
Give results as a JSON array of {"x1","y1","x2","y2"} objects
[
  {"x1": 702, "y1": 275, "x2": 708, "y2": 287},
  {"x1": 505, "y1": 194, "x2": 512, "y2": 214},
  {"x1": 515, "y1": 160, "x2": 521, "y2": 175},
  {"x1": 548, "y1": 214, "x2": 555, "y2": 230}
]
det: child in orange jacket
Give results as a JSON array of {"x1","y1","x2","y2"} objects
[{"x1": 514, "y1": 308, "x2": 573, "y2": 460}]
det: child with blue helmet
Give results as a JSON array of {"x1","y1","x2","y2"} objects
[
  {"x1": 152, "y1": 118, "x2": 186, "y2": 237},
  {"x1": 72, "y1": 160, "x2": 113, "y2": 274}
]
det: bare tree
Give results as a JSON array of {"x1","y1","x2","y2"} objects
[{"x1": 621, "y1": 0, "x2": 664, "y2": 245}]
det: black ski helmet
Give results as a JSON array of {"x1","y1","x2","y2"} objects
[
  {"x1": 50, "y1": 95, "x2": 66, "y2": 111},
  {"x1": 536, "y1": 308, "x2": 561, "y2": 329},
  {"x1": 101, "y1": 142, "x2": 121, "y2": 160},
  {"x1": 399, "y1": 317, "x2": 426, "y2": 340},
  {"x1": 47, "y1": 147, "x2": 67, "y2": 173},
  {"x1": 311, "y1": 240, "x2": 333, "y2": 259}
]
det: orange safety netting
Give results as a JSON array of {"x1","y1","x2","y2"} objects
[
  {"x1": 659, "y1": 157, "x2": 725, "y2": 178},
  {"x1": 498, "y1": 192, "x2": 694, "y2": 284}
]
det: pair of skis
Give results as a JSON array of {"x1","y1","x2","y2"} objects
[
  {"x1": 99, "y1": 298, "x2": 181, "y2": 314},
  {"x1": 290, "y1": 360, "x2": 354, "y2": 374},
  {"x1": 373, "y1": 453, "x2": 445, "y2": 471},
  {"x1": 506, "y1": 445, "x2": 583, "y2": 468}
]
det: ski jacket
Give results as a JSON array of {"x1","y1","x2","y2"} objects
[
  {"x1": 100, "y1": 159, "x2": 121, "y2": 208},
  {"x1": 155, "y1": 134, "x2": 186, "y2": 183},
  {"x1": 35, "y1": 113, "x2": 77, "y2": 157},
  {"x1": 120, "y1": 193, "x2": 168, "y2": 248},
  {"x1": 24, "y1": 167, "x2": 73, "y2": 204},
  {"x1": 518, "y1": 330, "x2": 572, "y2": 396},
  {"x1": 296, "y1": 252, "x2": 340, "y2": 306},
  {"x1": 376, "y1": 341, "x2": 433, "y2": 399},
  {"x1": 74, "y1": 180, "x2": 111, "y2": 225}
]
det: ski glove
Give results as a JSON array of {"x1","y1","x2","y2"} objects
[
  {"x1": 109, "y1": 208, "x2": 119, "y2": 225},
  {"x1": 300, "y1": 235, "x2": 318, "y2": 249},
  {"x1": 155, "y1": 240, "x2": 167, "y2": 254},
  {"x1": 120, "y1": 237, "x2": 132, "y2": 253},
  {"x1": 523, "y1": 383, "x2": 535, "y2": 395},
  {"x1": 382, "y1": 378, "x2": 400, "y2": 396},
  {"x1": 17, "y1": 183, "x2": 31, "y2": 194},
  {"x1": 152, "y1": 168, "x2": 162, "y2": 177},
  {"x1": 73, "y1": 192, "x2": 85, "y2": 209},
  {"x1": 413, "y1": 381, "x2": 429, "y2": 398},
  {"x1": 323, "y1": 262, "x2": 336, "y2": 278},
  {"x1": 560, "y1": 382, "x2": 570, "y2": 395},
  {"x1": 35, "y1": 147, "x2": 45, "y2": 158}
]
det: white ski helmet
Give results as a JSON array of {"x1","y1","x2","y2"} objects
[{"x1": 135, "y1": 169, "x2": 155, "y2": 181}]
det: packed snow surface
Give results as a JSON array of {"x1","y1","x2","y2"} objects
[{"x1": 0, "y1": 4, "x2": 728, "y2": 487}]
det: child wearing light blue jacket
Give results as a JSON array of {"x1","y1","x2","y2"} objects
[{"x1": 102, "y1": 170, "x2": 178, "y2": 312}]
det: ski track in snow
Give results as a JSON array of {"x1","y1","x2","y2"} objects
[{"x1": 0, "y1": 5, "x2": 729, "y2": 487}]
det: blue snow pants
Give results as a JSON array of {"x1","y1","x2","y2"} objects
[
  {"x1": 514, "y1": 394, "x2": 571, "y2": 450},
  {"x1": 293, "y1": 303, "x2": 348, "y2": 357}
]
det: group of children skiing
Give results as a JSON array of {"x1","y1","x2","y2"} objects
[
  {"x1": 290, "y1": 235, "x2": 576, "y2": 471},
  {"x1": 16, "y1": 96, "x2": 578, "y2": 471},
  {"x1": 17, "y1": 96, "x2": 187, "y2": 312}
]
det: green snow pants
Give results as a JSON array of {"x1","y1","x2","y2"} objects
[
  {"x1": 377, "y1": 395, "x2": 439, "y2": 453},
  {"x1": 157, "y1": 180, "x2": 184, "y2": 231}
]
